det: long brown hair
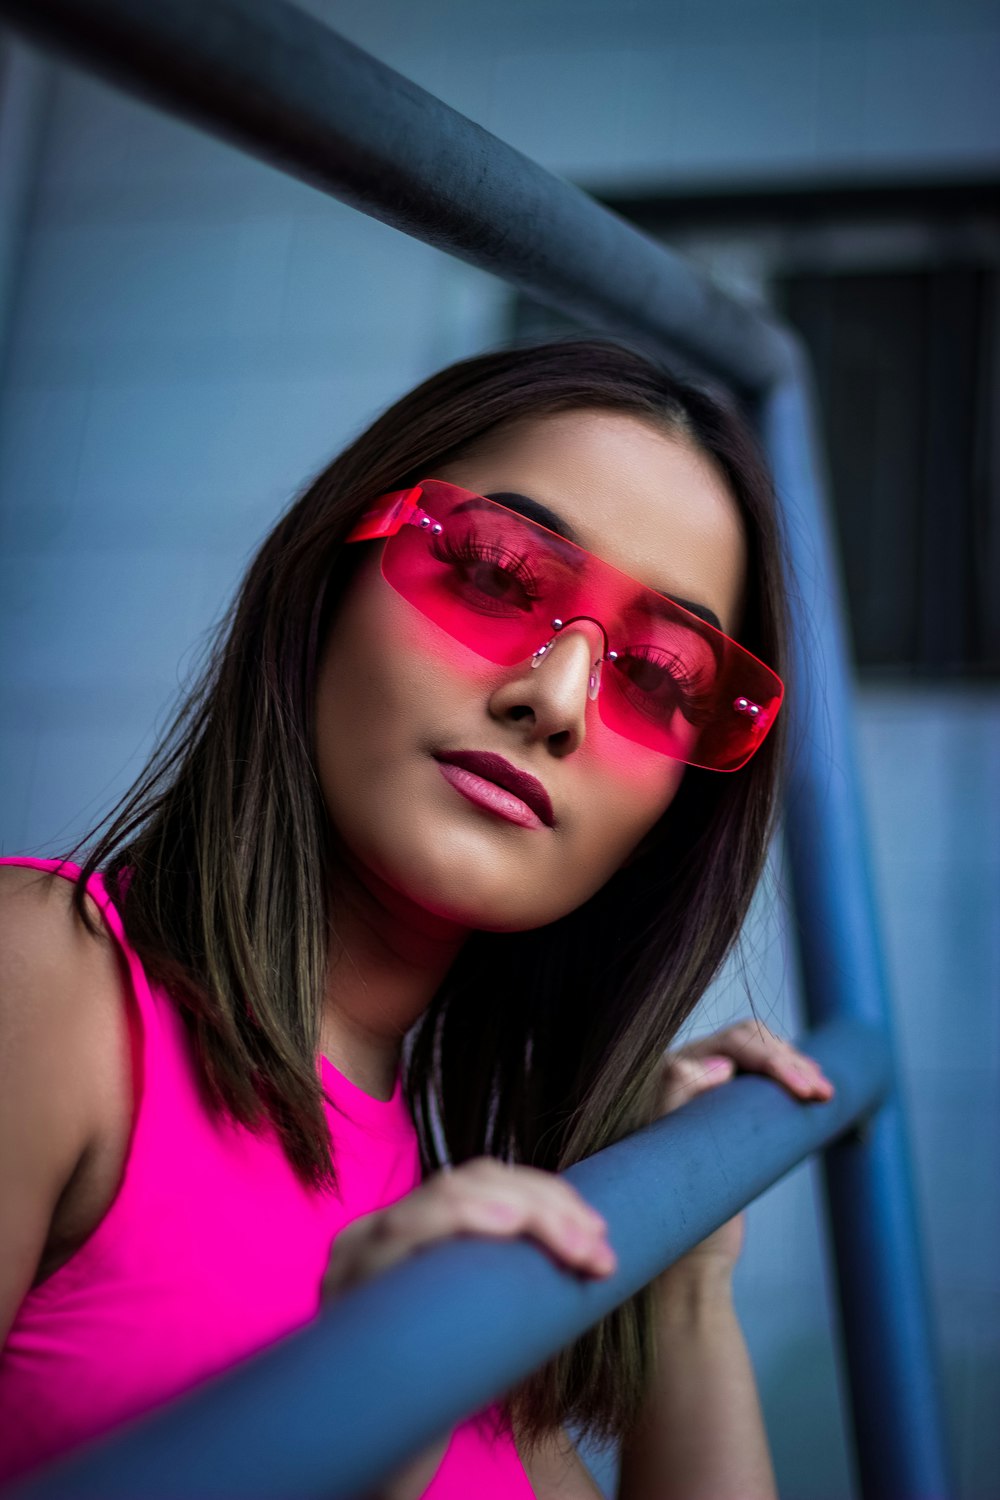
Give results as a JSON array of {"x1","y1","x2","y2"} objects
[{"x1": 71, "y1": 337, "x2": 789, "y2": 1457}]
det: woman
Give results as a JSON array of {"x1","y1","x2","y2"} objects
[{"x1": 0, "y1": 338, "x2": 832, "y2": 1499}]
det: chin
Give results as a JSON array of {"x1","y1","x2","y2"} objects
[
  {"x1": 401, "y1": 871, "x2": 532, "y2": 930},
  {"x1": 377, "y1": 849, "x2": 549, "y2": 931},
  {"x1": 408, "y1": 863, "x2": 605, "y2": 933},
  {"x1": 342, "y1": 812, "x2": 613, "y2": 931}
]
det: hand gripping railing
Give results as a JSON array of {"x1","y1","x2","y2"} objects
[
  {"x1": 0, "y1": 2, "x2": 954, "y2": 1497},
  {"x1": 4, "y1": 1021, "x2": 886, "y2": 1500}
]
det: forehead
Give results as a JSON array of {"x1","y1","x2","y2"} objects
[{"x1": 434, "y1": 409, "x2": 747, "y2": 637}]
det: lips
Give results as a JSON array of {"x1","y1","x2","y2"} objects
[{"x1": 433, "y1": 750, "x2": 555, "y2": 827}]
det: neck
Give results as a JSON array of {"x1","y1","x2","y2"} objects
[{"x1": 320, "y1": 849, "x2": 470, "y2": 1101}]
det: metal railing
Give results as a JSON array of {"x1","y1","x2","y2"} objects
[{"x1": 0, "y1": 2, "x2": 954, "y2": 1497}]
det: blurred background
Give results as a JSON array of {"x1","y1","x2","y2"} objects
[{"x1": 0, "y1": 2, "x2": 996, "y2": 1495}]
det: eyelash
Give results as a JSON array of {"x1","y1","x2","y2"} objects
[
  {"x1": 613, "y1": 647, "x2": 716, "y2": 722},
  {"x1": 432, "y1": 535, "x2": 542, "y2": 599}
]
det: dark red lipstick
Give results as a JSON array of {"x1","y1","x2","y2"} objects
[{"x1": 433, "y1": 750, "x2": 555, "y2": 828}]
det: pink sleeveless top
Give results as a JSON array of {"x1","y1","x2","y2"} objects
[{"x1": 0, "y1": 858, "x2": 535, "y2": 1497}]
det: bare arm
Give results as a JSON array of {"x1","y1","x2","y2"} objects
[
  {"x1": 0, "y1": 865, "x2": 127, "y2": 1346},
  {"x1": 616, "y1": 1024, "x2": 834, "y2": 1500},
  {"x1": 616, "y1": 1261, "x2": 776, "y2": 1500}
]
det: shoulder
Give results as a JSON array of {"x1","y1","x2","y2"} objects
[
  {"x1": 0, "y1": 862, "x2": 134, "y2": 1149},
  {"x1": 0, "y1": 862, "x2": 124, "y2": 1047},
  {"x1": 0, "y1": 856, "x2": 105, "y2": 927},
  {"x1": 0, "y1": 863, "x2": 134, "y2": 1328}
]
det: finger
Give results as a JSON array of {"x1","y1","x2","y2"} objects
[
  {"x1": 746, "y1": 1034, "x2": 834, "y2": 1099},
  {"x1": 454, "y1": 1162, "x2": 617, "y2": 1277},
  {"x1": 457, "y1": 1158, "x2": 609, "y2": 1234},
  {"x1": 659, "y1": 1053, "x2": 736, "y2": 1113},
  {"x1": 681, "y1": 1021, "x2": 821, "y2": 1080},
  {"x1": 395, "y1": 1162, "x2": 617, "y2": 1279},
  {"x1": 683, "y1": 1023, "x2": 834, "y2": 1099},
  {"x1": 323, "y1": 1163, "x2": 617, "y2": 1298}
]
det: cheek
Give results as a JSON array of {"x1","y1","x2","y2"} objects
[
  {"x1": 323, "y1": 559, "x2": 493, "y2": 708},
  {"x1": 585, "y1": 700, "x2": 687, "y2": 803},
  {"x1": 313, "y1": 568, "x2": 498, "y2": 824},
  {"x1": 581, "y1": 750, "x2": 682, "y2": 864},
  {"x1": 314, "y1": 565, "x2": 415, "y2": 791},
  {"x1": 322, "y1": 558, "x2": 434, "y2": 695},
  {"x1": 538, "y1": 744, "x2": 683, "y2": 919},
  {"x1": 589, "y1": 723, "x2": 683, "y2": 784}
]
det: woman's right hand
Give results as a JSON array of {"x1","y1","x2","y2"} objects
[
  {"x1": 321, "y1": 1155, "x2": 616, "y2": 1301},
  {"x1": 322, "y1": 1158, "x2": 614, "y2": 1499}
]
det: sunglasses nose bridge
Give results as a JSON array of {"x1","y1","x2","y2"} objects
[
  {"x1": 530, "y1": 614, "x2": 613, "y2": 703},
  {"x1": 531, "y1": 613, "x2": 611, "y2": 661}
]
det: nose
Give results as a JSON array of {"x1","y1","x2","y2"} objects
[{"x1": 488, "y1": 623, "x2": 604, "y2": 755}]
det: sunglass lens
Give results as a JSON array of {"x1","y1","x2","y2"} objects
[{"x1": 380, "y1": 482, "x2": 781, "y2": 770}]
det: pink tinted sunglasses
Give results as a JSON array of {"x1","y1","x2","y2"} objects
[{"x1": 346, "y1": 479, "x2": 783, "y2": 771}]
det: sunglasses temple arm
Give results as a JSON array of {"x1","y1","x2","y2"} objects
[{"x1": 345, "y1": 486, "x2": 434, "y2": 542}]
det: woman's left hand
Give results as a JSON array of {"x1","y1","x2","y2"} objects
[{"x1": 653, "y1": 1020, "x2": 835, "y2": 1278}]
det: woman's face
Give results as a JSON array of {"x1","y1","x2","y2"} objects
[{"x1": 315, "y1": 408, "x2": 747, "y2": 932}]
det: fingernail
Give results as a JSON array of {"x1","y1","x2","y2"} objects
[
  {"x1": 485, "y1": 1201, "x2": 518, "y2": 1223},
  {"x1": 703, "y1": 1055, "x2": 732, "y2": 1075}
]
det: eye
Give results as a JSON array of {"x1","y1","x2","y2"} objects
[
  {"x1": 431, "y1": 535, "x2": 540, "y2": 615},
  {"x1": 612, "y1": 647, "x2": 715, "y2": 724}
]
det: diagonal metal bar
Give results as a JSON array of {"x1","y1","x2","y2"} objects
[
  {"x1": 0, "y1": 0, "x2": 790, "y2": 397},
  {"x1": 6, "y1": 1019, "x2": 886, "y2": 1500}
]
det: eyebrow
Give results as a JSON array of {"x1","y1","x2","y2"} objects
[{"x1": 484, "y1": 490, "x2": 725, "y2": 633}]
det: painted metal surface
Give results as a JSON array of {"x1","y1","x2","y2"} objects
[{"x1": 8, "y1": 1020, "x2": 887, "y2": 1500}]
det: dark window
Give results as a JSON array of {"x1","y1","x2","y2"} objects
[
  {"x1": 776, "y1": 264, "x2": 996, "y2": 676},
  {"x1": 512, "y1": 179, "x2": 1000, "y2": 677}
]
